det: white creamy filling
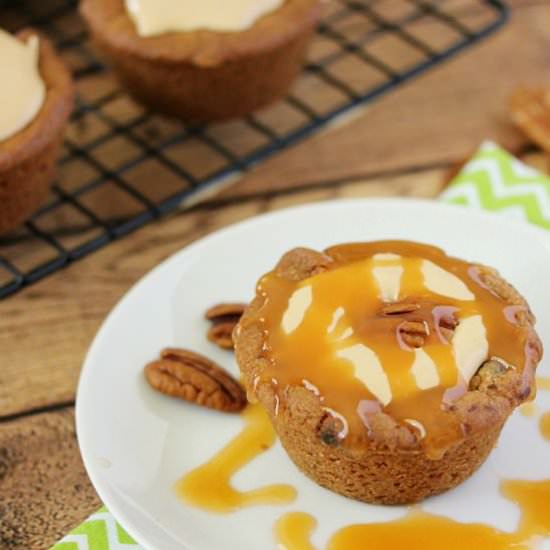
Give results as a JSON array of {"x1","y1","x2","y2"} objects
[
  {"x1": 0, "y1": 30, "x2": 45, "y2": 142},
  {"x1": 452, "y1": 314, "x2": 489, "y2": 382},
  {"x1": 282, "y1": 285, "x2": 312, "y2": 335},
  {"x1": 125, "y1": 0, "x2": 284, "y2": 36},
  {"x1": 372, "y1": 253, "x2": 401, "y2": 261},
  {"x1": 371, "y1": 253, "x2": 403, "y2": 302},
  {"x1": 327, "y1": 306, "x2": 345, "y2": 334},
  {"x1": 421, "y1": 260, "x2": 475, "y2": 301},
  {"x1": 372, "y1": 265, "x2": 403, "y2": 302},
  {"x1": 337, "y1": 344, "x2": 392, "y2": 406},
  {"x1": 410, "y1": 348, "x2": 440, "y2": 390},
  {"x1": 337, "y1": 327, "x2": 354, "y2": 341}
]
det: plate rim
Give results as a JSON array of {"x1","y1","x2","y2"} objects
[{"x1": 75, "y1": 197, "x2": 550, "y2": 550}]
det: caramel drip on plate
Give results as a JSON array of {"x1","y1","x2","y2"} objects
[
  {"x1": 326, "y1": 509, "x2": 529, "y2": 550},
  {"x1": 518, "y1": 401, "x2": 538, "y2": 417},
  {"x1": 275, "y1": 478, "x2": 550, "y2": 550},
  {"x1": 538, "y1": 377, "x2": 550, "y2": 391},
  {"x1": 275, "y1": 512, "x2": 318, "y2": 550},
  {"x1": 174, "y1": 392, "x2": 550, "y2": 546},
  {"x1": 175, "y1": 403, "x2": 296, "y2": 512},
  {"x1": 256, "y1": 241, "x2": 534, "y2": 456},
  {"x1": 539, "y1": 412, "x2": 550, "y2": 441},
  {"x1": 501, "y1": 478, "x2": 550, "y2": 541}
]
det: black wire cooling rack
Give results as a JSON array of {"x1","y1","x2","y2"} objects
[{"x1": 0, "y1": 0, "x2": 508, "y2": 299}]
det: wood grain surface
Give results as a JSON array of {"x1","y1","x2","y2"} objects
[
  {"x1": 0, "y1": 1, "x2": 549, "y2": 548},
  {"x1": 0, "y1": 409, "x2": 100, "y2": 549},
  {"x1": 221, "y1": 0, "x2": 550, "y2": 197}
]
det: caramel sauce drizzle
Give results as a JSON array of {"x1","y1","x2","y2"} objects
[
  {"x1": 275, "y1": 477, "x2": 550, "y2": 550},
  {"x1": 175, "y1": 403, "x2": 296, "y2": 512},
  {"x1": 274, "y1": 393, "x2": 550, "y2": 550},
  {"x1": 519, "y1": 401, "x2": 538, "y2": 417},
  {"x1": 275, "y1": 512, "x2": 318, "y2": 550},
  {"x1": 256, "y1": 241, "x2": 534, "y2": 455},
  {"x1": 326, "y1": 509, "x2": 529, "y2": 550},
  {"x1": 174, "y1": 383, "x2": 550, "y2": 548},
  {"x1": 538, "y1": 377, "x2": 550, "y2": 391},
  {"x1": 275, "y1": 509, "x2": 523, "y2": 550},
  {"x1": 501, "y1": 478, "x2": 550, "y2": 543},
  {"x1": 539, "y1": 412, "x2": 550, "y2": 441}
]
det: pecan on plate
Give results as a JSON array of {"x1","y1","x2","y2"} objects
[
  {"x1": 144, "y1": 347, "x2": 247, "y2": 413},
  {"x1": 205, "y1": 303, "x2": 247, "y2": 350}
]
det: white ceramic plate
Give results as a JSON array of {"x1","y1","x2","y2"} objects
[{"x1": 77, "y1": 198, "x2": 550, "y2": 550}]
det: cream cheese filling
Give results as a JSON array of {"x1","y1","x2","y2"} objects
[
  {"x1": 125, "y1": 0, "x2": 285, "y2": 36},
  {"x1": 0, "y1": 29, "x2": 45, "y2": 142}
]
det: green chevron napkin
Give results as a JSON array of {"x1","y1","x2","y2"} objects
[
  {"x1": 52, "y1": 507, "x2": 140, "y2": 549},
  {"x1": 439, "y1": 141, "x2": 550, "y2": 228},
  {"x1": 52, "y1": 140, "x2": 550, "y2": 550}
]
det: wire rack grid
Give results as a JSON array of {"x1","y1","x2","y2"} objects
[{"x1": 0, "y1": 0, "x2": 508, "y2": 299}]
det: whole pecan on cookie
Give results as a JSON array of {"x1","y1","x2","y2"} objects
[
  {"x1": 205, "y1": 303, "x2": 247, "y2": 350},
  {"x1": 398, "y1": 320, "x2": 428, "y2": 348},
  {"x1": 145, "y1": 347, "x2": 247, "y2": 412},
  {"x1": 380, "y1": 302, "x2": 429, "y2": 348},
  {"x1": 381, "y1": 302, "x2": 421, "y2": 315}
]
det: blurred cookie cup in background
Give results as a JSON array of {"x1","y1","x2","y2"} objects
[
  {"x1": 79, "y1": 0, "x2": 321, "y2": 123},
  {"x1": 0, "y1": 28, "x2": 73, "y2": 236}
]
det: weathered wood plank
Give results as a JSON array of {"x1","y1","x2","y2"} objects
[
  {"x1": 219, "y1": 2, "x2": 550, "y2": 197},
  {"x1": 0, "y1": 408, "x2": 100, "y2": 550}
]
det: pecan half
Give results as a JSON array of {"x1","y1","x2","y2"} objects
[
  {"x1": 399, "y1": 320, "x2": 428, "y2": 348},
  {"x1": 381, "y1": 302, "x2": 421, "y2": 315},
  {"x1": 276, "y1": 248, "x2": 334, "y2": 281},
  {"x1": 144, "y1": 347, "x2": 247, "y2": 412},
  {"x1": 205, "y1": 303, "x2": 247, "y2": 321},
  {"x1": 207, "y1": 321, "x2": 236, "y2": 350},
  {"x1": 438, "y1": 316, "x2": 457, "y2": 342},
  {"x1": 205, "y1": 303, "x2": 246, "y2": 350}
]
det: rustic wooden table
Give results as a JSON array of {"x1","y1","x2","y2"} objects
[{"x1": 0, "y1": 1, "x2": 549, "y2": 548}]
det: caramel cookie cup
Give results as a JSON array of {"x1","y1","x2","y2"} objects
[
  {"x1": 234, "y1": 243, "x2": 542, "y2": 504},
  {"x1": 79, "y1": 0, "x2": 321, "y2": 122},
  {"x1": 0, "y1": 30, "x2": 74, "y2": 236}
]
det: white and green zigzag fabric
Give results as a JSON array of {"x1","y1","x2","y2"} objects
[
  {"x1": 440, "y1": 141, "x2": 550, "y2": 228},
  {"x1": 51, "y1": 141, "x2": 550, "y2": 550},
  {"x1": 52, "y1": 507, "x2": 141, "y2": 550}
]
